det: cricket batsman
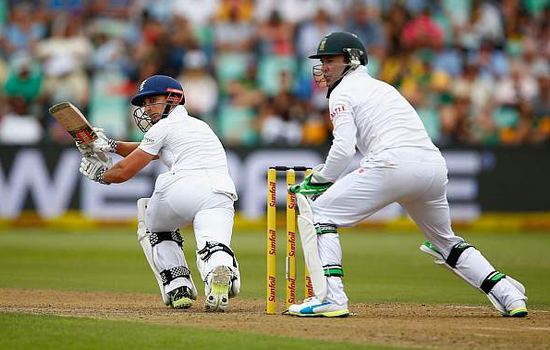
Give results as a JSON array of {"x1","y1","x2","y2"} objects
[
  {"x1": 286, "y1": 32, "x2": 528, "y2": 318},
  {"x1": 77, "y1": 75, "x2": 241, "y2": 311}
]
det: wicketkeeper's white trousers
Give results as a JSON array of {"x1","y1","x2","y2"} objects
[{"x1": 311, "y1": 148, "x2": 465, "y2": 304}]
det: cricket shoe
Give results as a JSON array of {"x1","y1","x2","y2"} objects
[
  {"x1": 205, "y1": 265, "x2": 233, "y2": 312},
  {"x1": 285, "y1": 297, "x2": 349, "y2": 317},
  {"x1": 168, "y1": 286, "x2": 194, "y2": 309},
  {"x1": 490, "y1": 277, "x2": 528, "y2": 317},
  {"x1": 504, "y1": 300, "x2": 528, "y2": 318}
]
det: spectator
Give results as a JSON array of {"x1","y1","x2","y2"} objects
[
  {"x1": 451, "y1": 60, "x2": 493, "y2": 116},
  {"x1": 0, "y1": 1, "x2": 546, "y2": 148},
  {"x1": 214, "y1": 0, "x2": 255, "y2": 53},
  {"x1": 2, "y1": 2, "x2": 46, "y2": 56},
  {"x1": 258, "y1": 91, "x2": 303, "y2": 146},
  {"x1": 172, "y1": 0, "x2": 219, "y2": 27},
  {"x1": 3, "y1": 55, "x2": 42, "y2": 105},
  {"x1": 530, "y1": 62, "x2": 550, "y2": 143},
  {"x1": 178, "y1": 50, "x2": 219, "y2": 122},
  {"x1": 257, "y1": 10, "x2": 294, "y2": 56},
  {"x1": 383, "y1": 2, "x2": 411, "y2": 54},
  {"x1": 438, "y1": 93, "x2": 471, "y2": 146},
  {"x1": 493, "y1": 60, "x2": 538, "y2": 107},
  {"x1": 296, "y1": 9, "x2": 341, "y2": 58},
  {"x1": 254, "y1": 0, "x2": 317, "y2": 25},
  {"x1": 345, "y1": 3, "x2": 385, "y2": 50},
  {"x1": 468, "y1": 40, "x2": 509, "y2": 81},
  {"x1": 0, "y1": 96, "x2": 42, "y2": 144},
  {"x1": 401, "y1": 7, "x2": 444, "y2": 49},
  {"x1": 35, "y1": 14, "x2": 92, "y2": 71},
  {"x1": 41, "y1": 53, "x2": 89, "y2": 109},
  {"x1": 458, "y1": 0, "x2": 504, "y2": 50}
]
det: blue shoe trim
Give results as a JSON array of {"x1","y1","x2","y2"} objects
[{"x1": 300, "y1": 302, "x2": 332, "y2": 314}]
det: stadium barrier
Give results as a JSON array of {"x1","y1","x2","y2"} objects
[{"x1": 0, "y1": 145, "x2": 549, "y2": 231}]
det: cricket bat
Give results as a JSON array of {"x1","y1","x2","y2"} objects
[{"x1": 48, "y1": 102, "x2": 109, "y2": 163}]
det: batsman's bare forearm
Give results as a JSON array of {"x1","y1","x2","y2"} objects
[
  {"x1": 103, "y1": 163, "x2": 129, "y2": 183},
  {"x1": 104, "y1": 148, "x2": 156, "y2": 183},
  {"x1": 114, "y1": 141, "x2": 141, "y2": 157}
]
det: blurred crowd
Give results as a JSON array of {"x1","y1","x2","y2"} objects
[{"x1": 0, "y1": 0, "x2": 548, "y2": 147}]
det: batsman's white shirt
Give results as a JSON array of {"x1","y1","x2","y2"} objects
[
  {"x1": 138, "y1": 105, "x2": 237, "y2": 270},
  {"x1": 139, "y1": 105, "x2": 236, "y2": 200}
]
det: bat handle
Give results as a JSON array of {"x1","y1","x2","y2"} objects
[{"x1": 96, "y1": 151, "x2": 110, "y2": 164}]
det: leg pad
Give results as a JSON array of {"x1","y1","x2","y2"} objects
[
  {"x1": 445, "y1": 242, "x2": 474, "y2": 268},
  {"x1": 480, "y1": 271, "x2": 506, "y2": 294}
]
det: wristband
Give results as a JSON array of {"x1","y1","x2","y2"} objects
[
  {"x1": 107, "y1": 138, "x2": 118, "y2": 153},
  {"x1": 97, "y1": 168, "x2": 110, "y2": 185}
]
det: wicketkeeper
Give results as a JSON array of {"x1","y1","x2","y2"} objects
[
  {"x1": 286, "y1": 32, "x2": 528, "y2": 318},
  {"x1": 77, "y1": 75, "x2": 241, "y2": 311}
]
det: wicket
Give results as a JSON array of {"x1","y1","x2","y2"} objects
[{"x1": 266, "y1": 166, "x2": 315, "y2": 314}]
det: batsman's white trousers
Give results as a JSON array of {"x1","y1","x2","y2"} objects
[{"x1": 145, "y1": 170, "x2": 236, "y2": 275}]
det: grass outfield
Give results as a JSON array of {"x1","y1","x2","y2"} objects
[
  {"x1": 0, "y1": 313, "x2": 389, "y2": 350},
  {"x1": 1, "y1": 228, "x2": 549, "y2": 349}
]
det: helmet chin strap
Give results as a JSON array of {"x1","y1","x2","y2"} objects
[
  {"x1": 326, "y1": 63, "x2": 357, "y2": 98},
  {"x1": 161, "y1": 104, "x2": 173, "y2": 119},
  {"x1": 158, "y1": 91, "x2": 183, "y2": 120}
]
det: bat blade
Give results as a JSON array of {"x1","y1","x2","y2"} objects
[
  {"x1": 49, "y1": 102, "x2": 98, "y2": 144},
  {"x1": 49, "y1": 102, "x2": 110, "y2": 164}
]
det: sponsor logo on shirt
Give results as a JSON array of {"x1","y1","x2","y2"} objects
[
  {"x1": 143, "y1": 137, "x2": 155, "y2": 144},
  {"x1": 330, "y1": 105, "x2": 346, "y2": 120}
]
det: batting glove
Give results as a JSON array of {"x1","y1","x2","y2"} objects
[
  {"x1": 92, "y1": 128, "x2": 118, "y2": 153},
  {"x1": 75, "y1": 127, "x2": 118, "y2": 155},
  {"x1": 288, "y1": 164, "x2": 333, "y2": 197},
  {"x1": 79, "y1": 156, "x2": 110, "y2": 185}
]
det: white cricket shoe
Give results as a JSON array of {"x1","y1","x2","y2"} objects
[
  {"x1": 205, "y1": 265, "x2": 233, "y2": 312},
  {"x1": 286, "y1": 297, "x2": 349, "y2": 317},
  {"x1": 490, "y1": 277, "x2": 528, "y2": 317}
]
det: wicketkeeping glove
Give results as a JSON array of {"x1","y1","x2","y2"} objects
[
  {"x1": 79, "y1": 156, "x2": 110, "y2": 185},
  {"x1": 288, "y1": 164, "x2": 333, "y2": 197}
]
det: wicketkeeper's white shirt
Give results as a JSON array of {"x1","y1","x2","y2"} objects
[{"x1": 319, "y1": 66, "x2": 439, "y2": 182}]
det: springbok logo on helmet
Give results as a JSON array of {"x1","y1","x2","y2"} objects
[{"x1": 318, "y1": 37, "x2": 327, "y2": 52}]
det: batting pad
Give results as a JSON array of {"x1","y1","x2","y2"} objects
[
  {"x1": 420, "y1": 241, "x2": 526, "y2": 314},
  {"x1": 296, "y1": 193, "x2": 327, "y2": 301},
  {"x1": 137, "y1": 198, "x2": 198, "y2": 304}
]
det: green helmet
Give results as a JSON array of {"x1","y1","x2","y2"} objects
[{"x1": 309, "y1": 31, "x2": 368, "y2": 66}]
